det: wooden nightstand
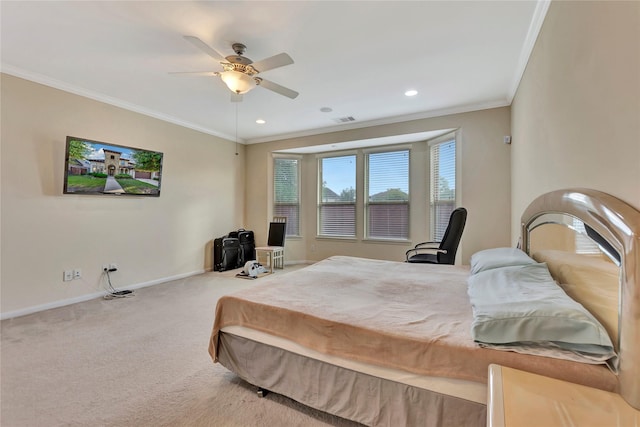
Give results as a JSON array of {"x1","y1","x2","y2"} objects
[{"x1": 487, "y1": 364, "x2": 639, "y2": 427}]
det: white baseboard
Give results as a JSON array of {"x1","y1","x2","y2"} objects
[
  {"x1": 0, "y1": 269, "x2": 205, "y2": 320},
  {"x1": 284, "y1": 260, "x2": 314, "y2": 266}
]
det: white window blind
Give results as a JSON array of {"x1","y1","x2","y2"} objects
[
  {"x1": 366, "y1": 150, "x2": 409, "y2": 239},
  {"x1": 318, "y1": 155, "x2": 356, "y2": 237},
  {"x1": 274, "y1": 157, "x2": 300, "y2": 236},
  {"x1": 430, "y1": 138, "x2": 456, "y2": 241}
]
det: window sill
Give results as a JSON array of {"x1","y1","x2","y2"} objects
[
  {"x1": 313, "y1": 236, "x2": 411, "y2": 245},
  {"x1": 315, "y1": 235, "x2": 358, "y2": 242},
  {"x1": 363, "y1": 238, "x2": 411, "y2": 245}
]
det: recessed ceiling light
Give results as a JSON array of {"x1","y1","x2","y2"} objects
[
  {"x1": 256, "y1": 119, "x2": 266, "y2": 124},
  {"x1": 405, "y1": 90, "x2": 418, "y2": 97},
  {"x1": 320, "y1": 107, "x2": 333, "y2": 113}
]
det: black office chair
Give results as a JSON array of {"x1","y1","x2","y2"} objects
[{"x1": 405, "y1": 207, "x2": 467, "y2": 265}]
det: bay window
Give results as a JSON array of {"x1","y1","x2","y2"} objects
[
  {"x1": 274, "y1": 156, "x2": 300, "y2": 236},
  {"x1": 318, "y1": 155, "x2": 356, "y2": 237},
  {"x1": 430, "y1": 135, "x2": 456, "y2": 241},
  {"x1": 366, "y1": 149, "x2": 410, "y2": 240}
]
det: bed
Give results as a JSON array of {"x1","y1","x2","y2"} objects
[{"x1": 208, "y1": 188, "x2": 640, "y2": 426}]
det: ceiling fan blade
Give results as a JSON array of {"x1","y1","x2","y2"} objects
[
  {"x1": 230, "y1": 93, "x2": 243, "y2": 103},
  {"x1": 257, "y1": 78, "x2": 299, "y2": 99},
  {"x1": 183, "y1": 36, "x2": 226, "y2": 62},
  {"x1": 251, "y1": 53, "x2": 294, "y2": 73},
  {"x1": 168, "y1": 71, "x2": 219, "y2": 77}
]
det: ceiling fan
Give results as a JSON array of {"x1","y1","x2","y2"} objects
[{"x1": 175, "y1": 36, "x2": 299, "y2": 102}]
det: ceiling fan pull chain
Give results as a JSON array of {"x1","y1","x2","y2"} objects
[{"x1": 235, "y1": 102, "x2": 239, "y2": 156}]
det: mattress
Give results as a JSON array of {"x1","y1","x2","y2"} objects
[{"x1": 210, "y1": 256, "x2": 617, "y2": 392}]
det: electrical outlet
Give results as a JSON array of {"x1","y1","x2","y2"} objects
[
  {"x1": 63, "y1": 270, "x2": 73, "y2": 281},
  {"x1": 73, "y1": 269, "x2": 82, "y2": 279},
  {"x1": 102, "y1": 264, "x2": 109, "y2": 272},
  {"x1": 109, "y1": 263, "x2": 118, "y2": 271}
]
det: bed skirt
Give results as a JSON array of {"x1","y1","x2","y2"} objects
[{"x1": 217, "y1": 332, "x2": 486, "y2": 427}]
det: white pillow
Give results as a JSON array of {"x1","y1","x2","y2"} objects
[
  {"x1": 467, "y1": 263, "x2": 615, "y2": 360},
  {"x1": 469, "y1": 247, "x2": 536, "y2": 275}
]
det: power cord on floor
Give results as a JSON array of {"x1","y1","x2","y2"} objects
[{"x1": 103, "y1": 268, "x2": 135, "y2": 300}]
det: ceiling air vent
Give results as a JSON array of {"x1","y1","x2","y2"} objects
[{"x1": 333, "y1": 116, "x2": 356, "y2": 124}]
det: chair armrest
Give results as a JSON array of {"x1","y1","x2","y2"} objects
[
  {"x1": 414, "y1": 241, "x2": 440, "y2": 249},
  {"x1": 405, "y1": 247, "x2": 447, "y2": 261}
]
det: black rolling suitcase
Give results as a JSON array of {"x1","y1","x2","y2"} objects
[
  {"x1": 213, "y1": 237, "x2": 223, "y2": 271},
  {"x1": 213, "y1": 236, "x2": 240, "y2": 271},
  {"x1": 238, "y1": 229, "x2": 256, "y2": 265}
]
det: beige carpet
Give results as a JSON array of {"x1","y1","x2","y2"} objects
[{"x1": 1, "y1": 266, "x2": 363, "y2": 427}]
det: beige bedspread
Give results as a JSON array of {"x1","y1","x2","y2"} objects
[{"x1": 209, "y1": 256, "x2": 617, "y2": 391}]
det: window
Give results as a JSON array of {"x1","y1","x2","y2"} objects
[
  {"x1": 318, "y1": 155, "x2": 356, "y2": 237},
  {"x1": 573, "y1": 218, "x2": 600, "y2": 255},
  {"x1": 430, "y1": 136, "x2": 456, "y2": 241},
  {"x1": 273, "y1": 157, "x2": 300, "y2": 236},
  {"x1": 366, "y1": 149, "x2": 409, "y2": 239}
]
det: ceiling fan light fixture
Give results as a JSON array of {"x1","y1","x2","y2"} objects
[{"x1": 220, "y1": 70, "x2": 256, "y2": 94}]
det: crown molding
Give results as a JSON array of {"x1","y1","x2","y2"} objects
[
  {"x1": 0, "y1": 64, "x2": 242, "y2": 143},
  {"x1": 245, "y1": 99, "x2": 510, "y2": 145},
  {"x1": 507, "y1": 0, "x2": 551, "y2": 102}
]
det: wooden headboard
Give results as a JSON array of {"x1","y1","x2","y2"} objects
[{"x1": 520, "y1": 188, "x2": 640, "y2": 410}]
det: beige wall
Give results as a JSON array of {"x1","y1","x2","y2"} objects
[
  {"x1": 1, "y1": 74, "x2": 245, "y2": 316},
  {"x1": 245, "y1": 107, "x2": 512, "y2": 264},
  {"x1": 5, "y1": 1, "x2": 637, "y2": 317},
  {"x1": 511, "y1": 1, "x2": 640, "y2": 239}
]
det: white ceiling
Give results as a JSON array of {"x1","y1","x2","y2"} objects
[{"x1": 0, "y1": 1, "x2": 548, "y2": 145}]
